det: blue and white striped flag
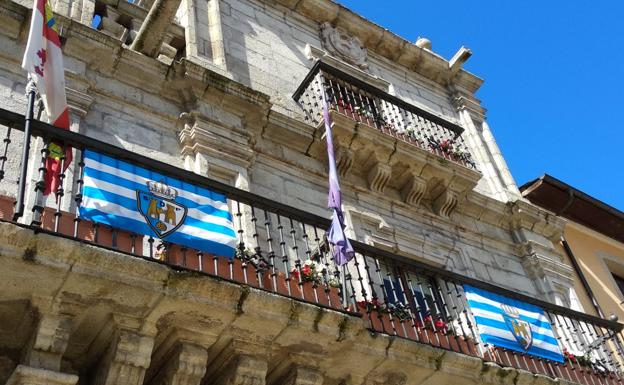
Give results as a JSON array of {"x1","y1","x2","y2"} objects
[
  {"x1": 79, "y1": 150, "x2": 237, "y2": 258},
  {"x1": 465, "y1": 285, "x2": 564, "y2": 363}
]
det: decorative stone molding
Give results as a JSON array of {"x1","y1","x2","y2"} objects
[
  {"x1": 401, "y1": 174, "x2": 427, "y2": 206},
  {"x1": 304, "y1": 44, "x2": 389, "y2": 91},
  {"x1": 319, "y1": 22, "x2": 368, "y2": 69},
  {"x1": 508, "y1": 200, "x2": 566, "y2": 243},
  {"x1": 519, "y1": 241, "x2": 573, "y2": 283},
  {"x1": 367, "y1": 162, "x2": 392, "y2": 193},
  {"x1": 6, "y1": 365, "x2": 78, "y2": 385},
  {"x1": 66, "y1": 88, "x2": 95, "y2": 118},
  {"x1": 452, "y1": 92, "x2": 486, "y2": 124},
  {"x1": 178, "y1": 112, "x2": 255, "y2": 174},
  {"x1": 274, "y1": 0, "x2": 483, "y2": 92}
]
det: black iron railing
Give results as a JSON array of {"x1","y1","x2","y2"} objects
[
  {"x1": 293, "y1": 61, "x2": 476, "y2": 169},
  {"x1": 0, "y1": 107, "x2": 622, "y2": 384}
]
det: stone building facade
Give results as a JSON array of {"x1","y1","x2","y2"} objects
[{"x1": 0, "y1": 1, "x2": 620, "y2": 385}]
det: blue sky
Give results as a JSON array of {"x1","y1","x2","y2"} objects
[{"x1": 337, "y1": 1, "x2": 624, "y2": 211}]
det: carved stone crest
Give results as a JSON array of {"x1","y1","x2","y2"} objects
[{"x1": 320, "y1": 22, "x2": 368, "y2": 69}]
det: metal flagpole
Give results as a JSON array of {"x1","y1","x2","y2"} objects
[{"x1": 13, "y1": 76, "x2": 37, "y2": 221}]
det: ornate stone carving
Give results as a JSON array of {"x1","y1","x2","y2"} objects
[
  {"x1": 23, "y1": 313, "x2": 73, "y2": 371},
  {"x1": 433, "y1": 189, "x2": 458, "y2": 218},
  {"x1": 92, "y1": 329, "x2": 154, "y2": 385},
  {"x1": 215, "y1": 355, "x2": 267, "y2": 385},
  {"x1": 401, "y1": 174, "x2": 426, "y2": 206},
  {"x1": 335, "y1": 146, "x2": 354, "y2": 177},
  {"x1": 367, "y1": 163, "x2": 392, "y2": 193},
  {"x1": 148, "y1": 342, "x2": 208, "y2": 385},
  {"x1": 320, "y1": 22, "x2": 368, "y2": 69}
]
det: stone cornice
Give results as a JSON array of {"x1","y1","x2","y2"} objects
[
  {"x1": 508, "y1": 199, "x2": 567, "y2": 242},
  {"x1": 266, "y1": 0, "x2": 484, "y2": 94}
]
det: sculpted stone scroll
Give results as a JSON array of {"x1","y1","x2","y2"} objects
[{"x1": 319, "y1": 22, "x2": 368, "y2": 69}]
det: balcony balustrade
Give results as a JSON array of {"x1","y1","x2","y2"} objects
[
  {"x1": 0, "y1": 107, "x2": 622, "y2": 385},
  {"x1": 293, "y1": 61, "x2": 476, "y2": 170}
]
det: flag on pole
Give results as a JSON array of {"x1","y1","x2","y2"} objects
[
  {"x1": 321, "y1": 90, "x2": 354, "y2": 266},
  {"x1": 464, "y1": 285, "x2": 564, "y2": 363},
  {"x1": 22, "y1": 0, "x2": 72, "y2": 196},
  {"x1": 79, "y1": 150, "x2": 238, "y2": 257}
]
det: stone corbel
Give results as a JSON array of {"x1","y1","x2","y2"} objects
[
  {"x1": 145, "y1": 342, "x2": 207, "y2": 385},
  {"x1": 92, "y1": 325, "x2": 155, "y2": 385},
  {"x1": 267, "y1": 361, "x2": 323, "y2": 385},
  {"x1": 335, "y1": 146, "x2": 354, "y2": 177},
  {"x1": 23, "y1": 312, "x2": 73, "y2": 371},
  {"x1": 66, "y1": 88, "x2": 95, "y2": 119},
  {"x1": 367, "y1": 162, "x2": 392, "y2": 193},
  {"x1": 208, "y1": 353, "x2": 268, "y2": 385},
  {"x1": 432, "y1": 188, "x2": 458, "y2": 218},
  {"x1": 401, "y1": 173, "x2": 426, "y2": 206},
  {"x1": 22, "y1": 297, "x2": 84, "y2": 372}
]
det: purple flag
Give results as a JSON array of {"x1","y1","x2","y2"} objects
[{"x1": 322, "y1": 91, "x2": 354, "y2": 266}]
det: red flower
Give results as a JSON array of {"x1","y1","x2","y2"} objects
[
  {"x1": 302, "y1": 265, "x2": 311, "y2": 277},
  {"x1": 290, "y1": 268, "x2": 300, "y2": 279}
]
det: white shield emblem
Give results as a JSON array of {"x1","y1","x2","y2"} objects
[
  {"x1": 136, "y1": 181, "x2": 187, "y2": 238},
  {"x1": 502, "y1": 304, "x2": 533, "y2": 350}
]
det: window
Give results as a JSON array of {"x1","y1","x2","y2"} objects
[{"x1": 612, "y1": 273, "x2": 624, "y2": 297}]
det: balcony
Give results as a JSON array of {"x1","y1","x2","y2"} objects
[
  {"x1": 293, "y1": 62, "x2": 481, "y2": 216},
  {"x1": 0, "y1": 107, "x2": 622, "y2": 385},
  {"x1": 293, "y1": 61, "x2": 476, "y2": 170}
]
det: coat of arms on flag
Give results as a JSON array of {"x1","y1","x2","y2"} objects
[
  {"x1": 501, "y1": 303, "x2": 533, "y2": 350},
  {"x1": 137, "y1": 181, "x2": 188, "y2": 238},
  {"x1": 79, "y1": 150, "x2": 237, "y2": 258},
  {"x1": 464, "y1": 285, "x2": 564, "y2": 363}
]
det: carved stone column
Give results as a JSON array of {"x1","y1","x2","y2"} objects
[{"x1": 6, "y1": 365, "x2": 78, "y2": 385}]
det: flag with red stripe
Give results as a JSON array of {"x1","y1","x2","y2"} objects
[{"x1": 22, "y1": 0, "x2": 72, "y2": 196}]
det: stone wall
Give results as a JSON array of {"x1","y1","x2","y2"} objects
[{"x1": 0, "y1": 0, "x2": 575, "y2": 304}]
